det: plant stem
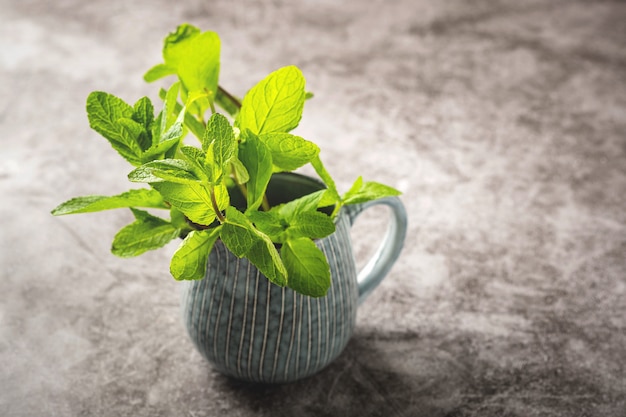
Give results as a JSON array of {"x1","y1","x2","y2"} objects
[
  {"x1": 330, "y1": 202, "x2": 343, "y2": 218},
  {"x1": 210, "y1": 187, "x2": 226, "y2": 223},
  {"x1": 219, "y1": 85, "x2": 271, "y2": 212},
  {"x1": 231, "y1": 165, "x2": 249, "y2": 200},
  {"x1": 206, "y1": 88, "x2": 217, "y2": 115},
  {"x1": 218, "y1": 85, "x2": 242, "y2": 110}
]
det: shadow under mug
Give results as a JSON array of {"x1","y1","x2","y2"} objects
[{"x1": 181, "y1": 172, "x2": 408, "y2": 383}]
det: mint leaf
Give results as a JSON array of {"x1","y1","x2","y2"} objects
[
  {"x1": 170, "y1": 227, "x2": 221, "y2": 280},
  {"x1": 141, "y1": 102, "x2": 186, "y2": 163},
  {"x1": 342, "y1": 176, "x2": 401, "y2": 205},
  {"x1": 281, "y1": 237, "x2": 330, "y2": 297},
  {"x1": 238, "y1": 131, "x2": 272, "y2": 212},
  {"x1": 143, "y1": 24, "x2": 202, "y2": 82},
  {"x1": 162, "y1": 82, "x2": 181, "y2": 135},
  {"x1": 143, "y1": 63, "x2": 176, "y2": 82},
  {"x1": 177, "y1": 31, "x2": 220, "y2": 116},
  {"x1": 179, "y1": 146, "x2": 210, "y2": 182},
  {"x1": 231, "y1": 157, "x2": 250, "y2": 184},
  {"x1": 117, "y1": 117, "x2": 148, "y2": 153},
  {"x1": 128, "y1": 159, "x2": 201, "y2": 184},
  {"x1": 311, "y1": 156, "x2": 341, "y2": 207},
  {"x1": 86, "y1": 91, "x2": 134, "y2": 138},
  {"x1": 286, "y1": 211, "x2": 335, "y2": 240},
  {"x1": 237, "y1": 66, "x2": 306, "y2": 135},
  {"x1": 132, "y1": 97, "x2": 155, "y2": 131},
  {"x1": 259, "y1": 132, "x2": 319, "y2": 171},
  {"x1": 111, "y1": 208, "x2": 180, "y2": 257},
  {"x1": 51, "y1": 189, "x2": 167, "y2": 215},
  {"x1": 162, "y1": 24, "x2": 201, "y2": 68},
  {"x1": 86, "y1": 91, "x2": 143, "y2": 165},
  {"x1": 132, "y1": 97, "x2": 154, "y2": 151},
  {"x1": 221, "y1": 207, "x2": 287, "y2": 286},
  {"x1": 203, "y1": 113, "x2": 236, "y2": 182},
  {"x1": 220, "y1": 207, "x2": 258, "y2": 256},
  {"x1": 158, "y1": 87, "x2": 205, "y2": 140},
  {"x1": 150, "y1": 24, "x2": 220, "y2": 119},
  {"x1": 247, "y1": 210, "x2": 286, "y2": 242},
  {"x1": 278, "y1": 189, "x2": 326, "y2": 220},
  {"x1": 151, "y1": 181, "x2": 228, "y2": 225},
  {"x1": 169, "y1": 207, "x2": 192, "y2": 232}
]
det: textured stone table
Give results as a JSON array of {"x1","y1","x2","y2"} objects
[{"x1": 1, "y1": 0, "x2": 625, "y2": 416}]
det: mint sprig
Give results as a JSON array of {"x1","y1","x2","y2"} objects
[{"x1": 51, "y1": 23, "x2": 402, "y2": 298}]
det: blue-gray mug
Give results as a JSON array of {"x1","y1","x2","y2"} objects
[{"x1": 181, "y1": 173, "x2": 407, "y2": 383}]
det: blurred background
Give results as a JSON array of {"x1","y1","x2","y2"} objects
[{"x1": 1, "y1": 0, "x2": 625, "y2": 416}]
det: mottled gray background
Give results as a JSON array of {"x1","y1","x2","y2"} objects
[{"x1": 1, "y1": 0, "x2": 625, "y2": 416}]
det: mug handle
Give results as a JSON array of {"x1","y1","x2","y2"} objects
[{"x1": 345, "y1": 197, "x2": 408, "y2": 304}]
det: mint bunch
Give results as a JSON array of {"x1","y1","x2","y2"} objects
[{"x1": 52, "y1": 24, "x2": 400, "y2": 297}]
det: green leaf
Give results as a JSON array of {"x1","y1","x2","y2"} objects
[
  {"x1": 143, "y1": 63, "x2": 176, "y2": 82},
  {"x1": 170, "y1": 227, "x2": 221, "y2": 280},
  {"x1": 174, "y1": 31, "x2": 221, "y2": 118},
  {"x1": 281, "y1": 237, "x2": 330, "y2": 297},
  {"x1": 342, "y1": 176, "x2": 402, "y2": 205},
  {"x1": 311, "y1": 155, "x2": 341, "y2": 207},
  {"x1": 140, "y1": 102, "x2": 186, "y2": 163},
  {"x1": 238, "y1": 131, "x2": 272, "y2": 212},
  {"x1": 231, "y1": 157, "x2": 250, "y2": 184},
  {"x1": 221, "y1": 207, "x2": 287, "y2": 286},
  {"x1": 86, "y1": 91, "x2": 134, "y2": 138},
  {"x1": 111, "y1": 209, "x2": 180, "y2": 257},
  {"x1": 51, "y1": 189, "x2": 168, "y2": 215},
  {"x1": 132, "y1": 97, "x2": 155, "y2": 151},
  {"x1": 203, "y1": 113, "x2": 236, "y2": 182},
  {"x1": 128, "y1": 159, "x2": 201, "y2": 184},
  {"x1": 237, "y1": 65, "x2": 306, "y2": 135},
  {"x1": 86, "y1": 91, "x2": 143, "y2": 165},
  {"x1": 158, "y1": 87, "x2": 205, "y2": 140},
  {"x1": 259, "y1": 132, "x2": 319, "y2": 171},
  {"x1": 162, "y1": 24, "x2": 202, "y2": 67},
  {"x1": 278, "y1": 190, "x2": 326, "y2": 220},
  {"x1": 247, "y1": 210, "x2": 286, "y2": 242},
  {"x1": 162, "y1": 82, "x2": 181, "y2": 135},
  {"x1": 170, "y1": 207, "x2": 192, "y2": 231},
  {"x1": 151, "y1": 181, "x2": 228, "y2": 225},
  {"x1": 143, "y1": 24, "x2": 203, "y2": 84},
  {"x1": 287, "y1": 211, "x2": 335, "y2": 240},
  {"x1": 132, "y1": 97, "x2": 155, "y2": 131},
  {"x1": 117, "y1": 117, "x2": 148, "y2": 153},
  {"x1": 179, "y1": 146, "x2": 210, "y2": 182}
]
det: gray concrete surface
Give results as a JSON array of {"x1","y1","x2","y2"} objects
[{"x1": 2, "y1": 0, "x2": 625, "y2": 416}]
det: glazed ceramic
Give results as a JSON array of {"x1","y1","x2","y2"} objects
[{"x1": 181, "y1": 173, "x2": 407, "y2": 383}]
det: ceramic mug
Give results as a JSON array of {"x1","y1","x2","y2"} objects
[{"x1": 181, "y1": 173, "x2": 407, "y2": 383}]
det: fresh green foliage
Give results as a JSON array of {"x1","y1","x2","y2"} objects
[
  {"x1": 281, "y1": 238, "x2": 330, "y2": 298},
  {"x1": 238, "y1": 131, "x2": 273, "y2": 212},
  {"x1": 171, "y1": 227, "x2": 221, "y2": 280},
  {"x1": 221, "y1": 207, "x2": 287, "y2": 286},
  {"x1": 204, "y1": 113, "x2": 237, "y2": 183},
  {"x1": 51, "y1": 23, "x2": 402, "y2": 298},
  {"x1": 112, "y1": 209, "x2": 181, "y2": 257},
  {"x1": 144, "y1": 23, "x2": 221, "y2": 120},
  {"x1": 342, "y1": 176, "x2": 402, "y2": 205},
  {"x1": 260, "y1": 132, "x2": 319, "y2": 172},
  {"x1": 237, "y1": 66, "x2": 306, "y2": 135},
  {"x1": 52, "y1": 189, "x2": 167, "y2": 215}
]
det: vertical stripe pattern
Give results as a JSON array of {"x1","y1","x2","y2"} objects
[{"x1": 181, "y1": 211, "x2": 359, "y2": 383}]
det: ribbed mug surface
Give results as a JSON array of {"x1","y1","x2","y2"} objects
[{"x1": 181, "y1": 210, "x2": 358, "y2": 383}]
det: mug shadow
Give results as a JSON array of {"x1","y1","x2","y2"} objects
[{"x1": 211, "y1": 328, "x2": 471, "y2": 417}]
